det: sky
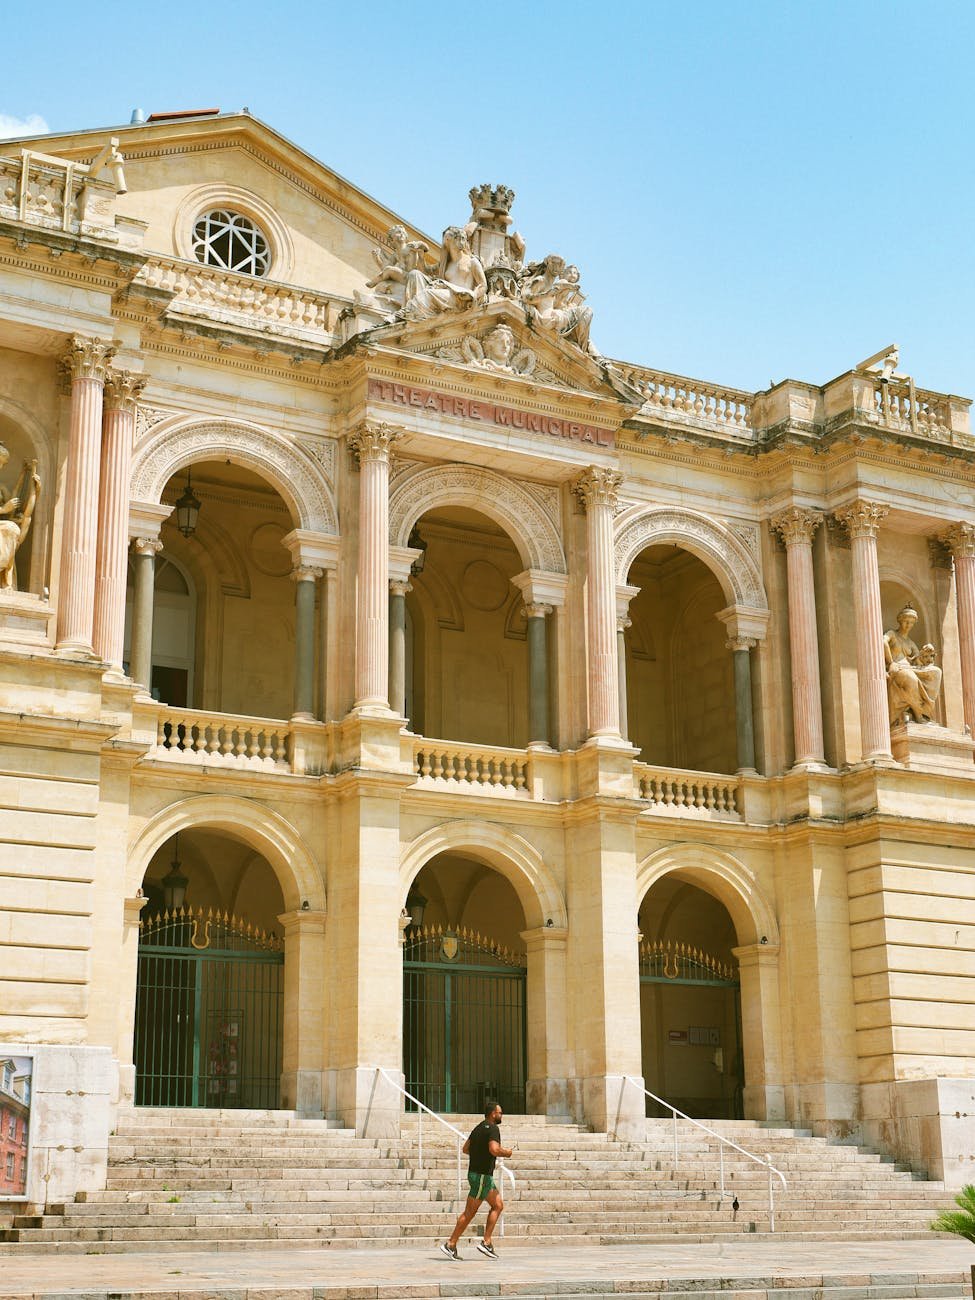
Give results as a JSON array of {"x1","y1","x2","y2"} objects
[{"x1": 1, "y1": 1, "x2": 971, "y2": 398}]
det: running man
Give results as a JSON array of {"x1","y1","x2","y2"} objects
[{"x1": 439, "y1": 1101, "x2": 512, "y2": 1260}]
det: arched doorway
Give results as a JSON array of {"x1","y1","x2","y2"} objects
[
  {"x1": 134, "y1": 829, "x2": 286, "y2": 1108},
  {"x1": 638, "y1": 877, "x2": 743, "y2": 1119},
  {"x1": 403, "y1": 854, "x2": 527, "y2": 1113}
]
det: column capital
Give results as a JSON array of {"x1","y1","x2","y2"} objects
[
  {"x1": 348, "y1": 420, "x2": 401, "y2": 468},
  {"x1": 726, "y1": 635, "x2": 757, "y2": 653},
  {"x1": 389, "y1": 577, "x2": 413, "y2": 598},
  {"x1": 617, "y1": 615, "x2": 632, "y2": 633},
  {"x1": 943, "y1": 522, "x2": 975, "y2": 559},
  {"x1": 768, "y1": 505, "x2": 823, "y2": 547},
  {"x1": 60, "y1": 335, "x2": 116, "y2": 384},
  {"x1": 525, "y1": 601, "x2": 553, "y2": 620},
  {"x1": 291, "y1": 564, "x2": 323, "y2": 584},
  {"x1": 571, "y1": 465, "x2": 623, "y2": 512},
  {"x1": 104, "y1": 369, "x2": 148, "y2": 414},
  {"x1": 835, "y1": 499, "x2": 889, "y2": 540},
  {"x1": 131, "y1": 536, "x2": 163, "y2": 558}
]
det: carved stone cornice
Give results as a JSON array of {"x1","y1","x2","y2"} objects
[
  {"x1": 348, "y1": 421, "x2": 401, "y2": 469},
  {"x1": 768, "y1": 505, "x2": 823, "y2": 547},
  {"x1": 131, "y1": 536, "x2": 163, "y2": 558},
  {"x1": 943, "y1": 522, "x2": 975, "y2": 560},
  {"x1": 291, "y1": 564, "x2": 324, "y2": 583},
  {"x1": 834, "y1": 500, "x2": 889, "y2": 540},
  {"x1": 61, "y1": 335, "x2": 116, "y2": 384},
  {"x1": 572, "y1": 466, "x2": 623, "y2": 512},
  {"x1": 104, "y1": 369, "x2": 148, "y2": 414}
]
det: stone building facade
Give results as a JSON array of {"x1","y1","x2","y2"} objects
[{"x1": 0, "y1": 110, "x2": 973, "y2": 1209}]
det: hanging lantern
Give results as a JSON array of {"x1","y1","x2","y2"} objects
[
  {"x1": 161, "y1": 836, "x2": 189, "y2": 910},
  {"x1": 174, "y1": 469, "x2": 201, "y2": 538}
]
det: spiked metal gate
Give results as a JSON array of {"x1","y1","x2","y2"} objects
[
  {"x1": 135, "y1": 908, "x2": 284, "y2": 1109},
  {"x1": 403, "y1": 926, "x2": 526, "y2": 1114}
]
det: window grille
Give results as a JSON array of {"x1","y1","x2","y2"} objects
[{"x1": 191, "y1": 209, "x2": 271, "y2": 277}]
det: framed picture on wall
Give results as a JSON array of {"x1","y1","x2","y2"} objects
[{"x1": 0, "y1": 1055, "x2": 32, "y2": 1200}]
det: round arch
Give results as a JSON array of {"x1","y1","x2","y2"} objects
[
  {"x1": 400, "y1": 821, "x2": 567, "y2": 931},
  {"x1": 636, "y1": 842, "x2": 778, "y2": 948},
  {"x1": 130, "y1": 416, "x2": 338, "y2": 535},
  {"x1": 389, "y1": 464, "x2": 566, "y2": 574},
  {"x1": 128, "y1": 795, "x2": 325, "y2": 913},
  {"x1": 615, "y1": 506, "x2": 767, "y2": 611}
]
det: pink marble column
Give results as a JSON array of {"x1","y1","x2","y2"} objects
[
  {"x1": 56, "y1": 336, "x2": 116, "y2": 652},
  {"x1": 93, "y1": 370, "x2": 146, "y2": 671},
  {"x1": 836, "y1": 500, "x2": 891, "y2": 761},
  {"x1": 769, "y1": 506, "x2": 826, "y2": 767},
  {"x1": 943, "y1": 522, "x2": 975, "y2": 740},
  {"x1": 573, "y1": 467, "x2": 623, "y2": 738},
  {"x1": 350, "y1": 422, "x2": 399, "y2": 711}
]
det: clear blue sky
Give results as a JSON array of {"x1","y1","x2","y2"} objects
[{"x1": 2, "y1": 1, "x2": 971, "y2": 397}]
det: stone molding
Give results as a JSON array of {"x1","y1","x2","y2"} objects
[
  {"x1": 768, "y1": 505, "x2": 823, "y2": 547},
  {"x1": 614, "y1": 506, "x2": 768, "y2": 610},
  {"x1": 835, "y1": 499, "x2": 889, "y2": 540},
  {"x1": 130, "y1": 418, "x2": 338, "y2": 534},
  {"x1": 389, "y1": 464, "x2": 567, "y2": 574}
]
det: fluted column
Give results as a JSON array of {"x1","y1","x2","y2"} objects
[
  {"x1": 129, "y1": 536, "x2": 161, "y2": 691},
  {"x1": 93, "y1": 370, "x2": 146, "y2": 670},
  {"x1": 56, "y1": 336, "x2": 116, "y2": 651},
  {"x1": 727, "y1": 635, "x2": 757, "y2": 772},
  {"x1": 292, "y1": 565, "x2": 323, "y2": 720},
  {"x1": 943, "y1": 522, "x2": 975, "y2": 740},
  {"x1": 836, "y1": 500, "x2": 892, "y2": 761},
  {"x1": 525, "y1": 602, "x2": 552, "y2": 745},
  {"x1": 350, "y1": 423, "x2": 399, "y2": 712},
  {"x1": 388, "y1": 577, "x2": 411, "y2": 720},
  {"x1": 573, "y1": 467, "x2": 624, "y2": 738},
  {"x1": 769, "y1": 507, "x2": 826, "y2": 767}
]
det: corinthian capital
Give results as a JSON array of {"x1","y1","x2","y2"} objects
[
  {"x1": 131, "y1": 536, "x2": 163, "y2": 558},
  {"x1": 61, "y1": 335, "x2": 117, "y2": 384},
  {"x1": 835, "y1": 499, "x2": 889, "y2": 540},
  {"x1": 768, "y1": 505, "x2": 823, "y2": 547},
  {"x1": 104, "y1": 369, "x2": 148, "y2": 414},
  {"x1": 572, "y1": 466, "x2": 623, "y2": 512},
  {"x1": 348, "y1": 421, "x2": 401, "y2": 468},
  {"x1": 942, "y1": 522, "x2": 975, "y2": 560}
]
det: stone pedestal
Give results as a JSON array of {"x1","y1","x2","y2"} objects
[
  {"x1": 890, "y1": 720, "x2": 975, "y2": 773},
  {"x1": 861, "y1": 1077, "x2": 975, "y2": 1186},
  {"x1": 0, "y1": 591, "x2": 53, "y2": 649}
]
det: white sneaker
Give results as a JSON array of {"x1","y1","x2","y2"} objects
[
  {"x1": 439, "y1": 1242, "x2": 461, "y2": 1261},
  {"x1": 476, "y1": 1240, "x2": 499, "y2": 1259}
]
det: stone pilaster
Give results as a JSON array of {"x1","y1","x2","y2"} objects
[
  {"x1": 769, "y1": 507, "x2": 826, "y2": 767},
  {"x1": 278, "y1": 908, "x2": 328, "y2": 1115},
  {"x1": 128, "y1": 536, "x2": 161, "y2": 691},
  {"x1": 116, "y1": 894, "x2": 148, "y2": 1105},
  {"x1": 93, "y1": 370, "x2": 146, "y2": 672},
  {"x1": 388, "y1": 577, "x2": 412, "y2": 721},
  {"x1": 292, "y1": 565, "x2": 322, "y2": 721},
  {"x1": 836, "y1": 501, "x2": 892, "y2": 761},
  {"x1": 943, "y1": 523, "x2": 975, "y2": 743},
  {"x1": 349, "y1": 422, "x2": 399, "y2": 713},
  {"x1": 573, "y1": 467, "x2": 624, "y2": 739},
  {"x1": 56, "y1": 336, "x2": 116, "y2": 652}
]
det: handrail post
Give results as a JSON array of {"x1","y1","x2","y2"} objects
[
  {"x1": 719, "y1": 1142, "x2": 724, "y2": 1198},
  {"x1": 418, "y1": 1106, "x2": 423, "y2": 1169},
  {"x1": 767, "y1": 1154, "x2": 775, "y2": 1231},
  {"x1": 673, "y1": 1110, "x2": 679, "y2": 1171}
]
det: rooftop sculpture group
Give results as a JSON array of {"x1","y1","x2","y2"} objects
[{"x1": 359, "y1": 184, "x2": 600, "y2": 359}]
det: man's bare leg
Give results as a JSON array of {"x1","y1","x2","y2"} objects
[
  {"x1": 482, "y1": 1187, "x2": 504, "y2": 1245},
  {"x1": 447, "y1": 1195, "x2": 482, "y2": 1248}
]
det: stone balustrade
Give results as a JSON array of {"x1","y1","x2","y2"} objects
[
  {"x1": 413, "y1": 738, "x2": 530, "y2": 795},
  {"x1": 615, "y1": 362, "x2": 753, "y2": 434},
  {"x1": 149, "y1": 706, "x2": 293, "y2": 771},
  {"x1": 0, "y1": 147, "x2": 143, "y2": 249},
  {"x1": 866, "y1": 377, "x2": 951, "y2": 439},
  {"x1": 134, "y1": 258, "x2": 343, "y2": 346},
  {"x1": 635, "y1": 763, "x2": 741, "y2": 819}
]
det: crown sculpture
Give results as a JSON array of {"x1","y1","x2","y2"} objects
[{"x1": 356, "y1": 186, "x2": 598, "y2": 361}]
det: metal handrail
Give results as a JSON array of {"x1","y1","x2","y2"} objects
[
  {"x1": 374, "y1": 1068, "x2": 516, "y2": 1235},
  {"x1": 622, "y1": 1075, "x2": 787, "y2": 1231}
]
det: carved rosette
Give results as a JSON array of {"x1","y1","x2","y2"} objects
[
  {"x1": 768, "y1": 506, "x2": 823, "y2": 548},
  {"x1": 61, "y1": 335, "x2": 117, "y2": 384},
  {"x1": 943, "y1": 522, "x2": 975, "y2": 559},
  {"x1": 348, "y1": 421, "x2": 401, "y2": 469},
  {"x1": 835, "y1": 500, "x2": 889, "y2": 540},
  {"x1": 132, "y1": 536, "x2": 163, "y2": 558},
  {"x1": 104, "y1": 370, "x2": 148, "y2": 414},
  {"x1": 572, "y1": 466, "x2": 623, "y2": 513}
]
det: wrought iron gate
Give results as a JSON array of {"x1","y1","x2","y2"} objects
[
  {"x1": 403, "y1": 927, "x2": 526, "y2": 1114},
  {"x1": 135, "y1": 908, "x2": 284, "y2": 1109}
]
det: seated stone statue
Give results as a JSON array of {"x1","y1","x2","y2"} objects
[
  {"x1": 884, "y1": 605, "x2": 943, "y2": 725},
  {"x1": 402, "y1": 225, "x2": 486, "y2": 321},
  {"x1": 521, "y1": 254, "x2": 597, "y2": 356},
  {"x1": 0, "y1": 446, "x2": 40, "y2": 592}
]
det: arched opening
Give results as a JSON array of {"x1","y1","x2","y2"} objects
[
  {"x1": 129, "y1": 461, "x2": 305, "y2": 717},
  {"x1": 638, "y1": 877, "x2": 743, "y2": 1119},
  {"x1": 406, "y1": 507, "x2": 529, "y2": 746},
  {"x1": 403, "y1": 853, "x2": 528, "y2": 1113},
  {"x1": 134, "y1": 829, "x2": 286, "y2": 1108},
  {"x1": 625, "y1": 546, "x2": 737, "y2": 772}
]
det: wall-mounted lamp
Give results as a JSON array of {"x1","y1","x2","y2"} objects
[
  {"x1": 760, "y1": 935, "x2": 768, "y2": 945},
  {"x1": 406, "y1": 889, "x2": 428, "y2": 930},
  {"x1": 545, "y1": 918, "x2": 554, "y2": 928},
  {"x1": 408, "y1": 524, "x2": 427, "y2": 576}
]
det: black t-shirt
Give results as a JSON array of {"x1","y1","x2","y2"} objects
[{"x1": 467, "y1": 1120, "x2": 500, "y2": 1176}]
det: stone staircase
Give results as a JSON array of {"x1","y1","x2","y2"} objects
[{"x1": 0, "y1": 1107, "x2": 951, "y2": 1255}]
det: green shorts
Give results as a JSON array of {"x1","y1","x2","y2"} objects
[{"x1": 467, "y1": 1171, "x2": 497, "y2": 1200}]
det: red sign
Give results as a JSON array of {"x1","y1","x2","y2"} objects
[{"x1": 367, "y1": 378, "x2": 615, "y2": 447}]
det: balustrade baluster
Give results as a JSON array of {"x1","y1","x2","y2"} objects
[{"x1": 273, "y1": 733, "x2": 287, "y2": 765}]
